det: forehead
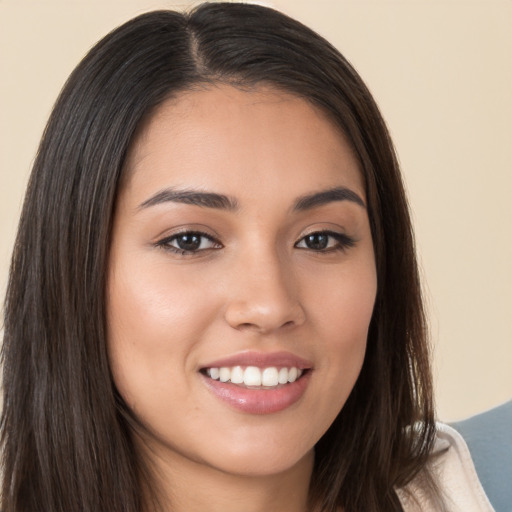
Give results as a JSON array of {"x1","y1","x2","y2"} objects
[{"x1": 122, "y1": 84, "x2": 364, "y2": 204}]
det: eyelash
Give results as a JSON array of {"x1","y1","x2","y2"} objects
[{"x1": 155, "y1": 230, "x2": 356, "y2": 256}]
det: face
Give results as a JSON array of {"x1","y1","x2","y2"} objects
[{"x1": 107, "y1": 85, "x2": 377, "y2": 478}]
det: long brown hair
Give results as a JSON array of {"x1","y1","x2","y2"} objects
[{"x1": 1, "y1": 3, "x2": 436, "y2": 511}]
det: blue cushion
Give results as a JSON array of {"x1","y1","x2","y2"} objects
[{"x1": 450, "y1": 401, "x2": 512, "y2": 512}]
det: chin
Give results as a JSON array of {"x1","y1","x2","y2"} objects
[{"x1": 206, "y1": 447, "x2": 314, "y2": 479}]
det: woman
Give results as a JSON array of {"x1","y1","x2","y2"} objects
[{"x1": 0, "y1": 3, "x2": 492, "y2": 511}]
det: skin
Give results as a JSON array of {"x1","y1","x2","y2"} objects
[{"x1": 107, "y1": 84, "x2": 377, "y2": 512}]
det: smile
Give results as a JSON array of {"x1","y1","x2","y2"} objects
[
  {"x1": 205, "y1": 366, "x2": 304, "y2": 388},
  {"x1": 200, "y1": 352, "x2": 312, "y2": 414}
]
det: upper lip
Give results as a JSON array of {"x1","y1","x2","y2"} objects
[{"x1": 201, "y1": 351, "x2": 313, "y2": 370}]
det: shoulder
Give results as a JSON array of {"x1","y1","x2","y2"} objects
[
  {"x1": 450, "y1": 401, "x2": 512, "y2": 512},
  {"x1": 396, "y1": 422, "x2": 495, "y2": 512}
]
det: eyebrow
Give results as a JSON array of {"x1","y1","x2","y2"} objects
[
  {"x1": 137, "y1": 185, "x2": 365, "y2": 212},
  {"x1": 293, "y1": 186, "x2": 366, "y2": 211},
  {"x1": 138, "y1": 188, "x2": 239, "y2": 211}
]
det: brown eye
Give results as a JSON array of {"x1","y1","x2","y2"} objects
[
  {"x1": 175, "y1": 234, "x2": 202, "y2": 251},
  {"x1": 295, "y1": 231, "x2": 356, "y2": 252},
  {"x1": 156, "y1": 231, "x2": 222, "y2": 254},
  {"x1": 304, "y1": 233, "x2": 329, "y2": 250}
]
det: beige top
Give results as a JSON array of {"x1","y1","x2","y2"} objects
[{"x1": 397, "y1": 423, "x2": 495, "y2": 511}]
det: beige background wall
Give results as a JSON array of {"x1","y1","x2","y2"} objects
[{"x1": 1, "y1": 0, "x2": 511, "y2": 421}]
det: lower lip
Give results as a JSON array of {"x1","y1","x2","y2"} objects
[{"x1": 201, "y1": 372, "x2": 311, "y2": 414}]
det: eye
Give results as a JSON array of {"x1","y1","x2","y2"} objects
[
  {"x1": 295, "y1": 231, "x2": 355, "y2": 252},
  {"x1": 156, "y1": 231, "x2": 222, "y2": 255}
]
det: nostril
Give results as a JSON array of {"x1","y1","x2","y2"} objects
[
  {"x1": 234, "y1": 319, "x2": 297, "y2": 333},
  {"x1": 224, "y1": 296, "x2": 306, "y2": 333},
  {"x1": 236, "y1": 322, "x2": 255, "y2": 331}
]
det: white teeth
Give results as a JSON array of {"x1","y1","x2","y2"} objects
[
  {"x1": 205, "y1": 365, "x2": 304, "y2": 387},
  {"x1": 219, "y1": 367, "x2": 230, "y2": 382},
  {"x1": 262, "y1": 367, "x2": 279, "y2": 387},
  {"x1": 244, "y1": 366, "x2": 262, "y2": 386},
  {"x1": 230, "y1": 365, "x2": 244, "y2": 384}
]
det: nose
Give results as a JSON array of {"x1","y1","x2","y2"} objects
[{"x1": 223, "y1": 249, "x2": 306, "y2": 334}]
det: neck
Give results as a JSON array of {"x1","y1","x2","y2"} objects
[{"x1": 139, "y1": 439, "x2": 314, "y2": 512}]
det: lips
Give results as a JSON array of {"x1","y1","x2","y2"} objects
[{"x1": 200, "y1": 351, "x2": 312, "y2": 414}]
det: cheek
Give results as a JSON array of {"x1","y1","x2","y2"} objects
[
  {"x1": 106, "y1": 259, "x2": 219, "y2": 403},
  {"x1": 305, "y1": 260, "x2": 376, "y2": 402},
  {"x1": 307, "y1": 256, "x2": 377, "y2": 342},
  {"x1": 110, "y1": 261, "x2": 205, "y2": 329},
  {"x1": 108, "y1": 255, "x2": 221, "y2": 341}
]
